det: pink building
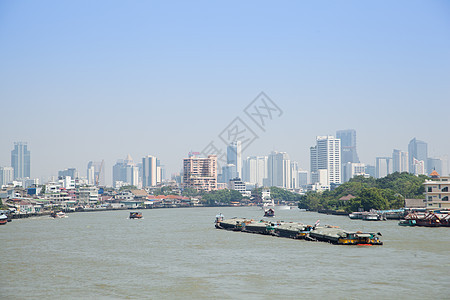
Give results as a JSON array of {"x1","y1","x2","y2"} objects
[{"x1": 183, "y1": 155, "x2": 217, "y2": 191}]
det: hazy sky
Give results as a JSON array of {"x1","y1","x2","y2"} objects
[{"x1": 1, "y1": 0, "x2": 449, "y2": 184}]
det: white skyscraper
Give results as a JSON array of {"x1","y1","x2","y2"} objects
[
  {"x1": 142, "y1": 155, "x2": 157, "y2": 187},
  {"x1": 0, "y1": 166, "x2": 14, "y2": 187},
  {"x1": 290, "y1": 161, "x2": 299, "y2": 189},
  {"x1": 243, "y1": 156, "x2": 268, "y2": 186},
  {"x1": 412, "y1": 158, "x2": 425, "y2": 175},
  {"x1": 310, "y1": 136, "x2": 341, "y2": 185},
  {"x1": 392, "y1": 149, "x2": 409, "y2": 173},
  {"x1": 376, "y1": 157, "x2": 393, "y2": 178},
  {"x1": 266, "y1": 151, "x2": 292, "y2": 189},
  {"x1": 227, "y1": 141, "x2": 242, "y2": 179}
]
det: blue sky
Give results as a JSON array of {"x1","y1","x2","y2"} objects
[{"x1": 1, "y1": 0, "x2": 449, "y2": 183}]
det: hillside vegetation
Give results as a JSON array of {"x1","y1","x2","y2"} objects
[{"x1": 299, "y1": 172, "x2": 427, "y2": 212}]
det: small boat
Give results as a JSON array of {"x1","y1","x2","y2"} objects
[
  {"x1": 398, "y1": 219, "x2": 416, "y2": 226},
  {"x1": 349, "y1": 212, "x2": 365, "y2": 219},
  {"x1": 50, "y1": 211, "x2": 67, "y2": 218},
  {"x1": 363, "y1": 213, "x2": 381, "y2": 221},
  {"x1": 129, "y1": 212, "x2": 143, "y2": 219},
  {"x1": 0, "y1": 214, "x2": 7, "y2": 225},
  {"x1": 264, "y1": 208, "x2": 275, "y2": 217}
]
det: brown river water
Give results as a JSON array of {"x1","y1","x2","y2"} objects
[{"x1": 1, "y1": 207, "x2": 449, "y2": 299}]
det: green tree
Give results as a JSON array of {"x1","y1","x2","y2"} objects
[{"x1": 355, "y1": 187, "x2": 389, "y2": 211}]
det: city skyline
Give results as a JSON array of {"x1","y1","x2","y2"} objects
[
  {"x1": 2, "y1": 132, "x2": 449, "y2": 187},
  {"x1": 1, "y1": 1, "x2": 449, "y2": 183}
]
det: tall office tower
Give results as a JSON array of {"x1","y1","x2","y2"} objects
[
  {"x1": 227, "y1": 141, "x2": 242, "y2": 179},
  {"x1": 310, "y1": 136, "x2": 341, "y2": 185},
  {"x1": 142, "y1": 155, "x2": 157, "y2": 187},
  {"x1": 87, "y1": 161, "x2": 105, "y2": 186},
  {"x1": 58, "y1": 168, "x2": 78, "y2": 179},
  {"x1": 11, "y1": 142, "x2": 31, "y2": 180},
  {"x1": 392, "y1": 149, "x2": 409, "y2": 173},
  {"x1": 0, "y1": 166, "x2": 14, "y2": 187},
  {"x1": 376, "y1": 157, "x2": 393, "y2": 178},
  {"x1": 113, "y1": 155, "x2": 139, "y2": 188},
  {"x1": 243, "y1": 156, "x2": 268, "y2": 186},
  {"x1": 183, "y1": 155, "x2": 217, "y2": 191},
  {"x1": 266, "y1": 151, "x2": 291, "y2": 189},
  {"x1": 408, "y1": 138, "x2": 428, "y2": 174},
  {"x1": 336, "y1": 129, "x2": 360, "y2": 164}
]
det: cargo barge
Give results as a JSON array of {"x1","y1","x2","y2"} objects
[{"x1": 215, "y1": 216, "x2": 383, "y2": 245}]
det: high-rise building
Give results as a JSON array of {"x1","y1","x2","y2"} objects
[
  {"x1": 290, "y1": 161, "x2": 299, "y2": 189},
  {"x1": 156, "y1": 159, "x2": 165, "y2": 184},
  {"x1": 408, "y1": 138, "x2": 428, "y2": 174},
  {"x1": 0, "y1": 166, "x2": 14, "y2": 187},
  {"x1": 342, "y1": 162, "x2": 366, "y2": 182},
  {"x1": 11, "y1": 142, "x2": 31, "y2": 180},
  {"x1": 310, "y1": 136, "x2": 341, "y2": 185},
  {"x1": 336, "y1": 129, "x2": 359, "y2": 164},
  {"x1": 58, "y1": 168, "x2": 78, "y2": 179},
  {"x1": 227, "y1": 141, "x2": 242, "y2": 179},
  {"x1": 242, "y1": 156, "x2": 268, "y2": 186},
  {"x1": 427, "y1": 157, "x2": 446, "y2": 176},
  {"x1": 87, "y1": 161, "x2": 105, "y2": 186},
  {"x1": 365, "y1": 165, "x2": 376, "y2": 178},
  {"x1": 142, "y1": 155, "x2": 157, "y2": 187},
  {"x1": 392, "y1": 149, "x2": 409, "y2": 173},
  {"x1": 113, "y1": 155, "x2": 139, "y2": 188},
  {"x1": 376, "y1": 157, "x2": 392, "y2": 178},
  {"x1": 221, "y1": 164, "x2": 237, "y2": 184},
  {"x1": 412, "y1": 158, "x2": 425, "y2": 175},
  {"x1": 298, "y1": 170, "x2": 308, "y2": 187},
  {"x1": 183, "y1": 155, "x2": 217, "y2": 191},
  {"x1": 266, "y1": 151, "x2": 292, "y2": 189}
]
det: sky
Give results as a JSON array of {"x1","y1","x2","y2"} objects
[{"x1": 1, "y1": 0, "x2": 449, "y2": 185}]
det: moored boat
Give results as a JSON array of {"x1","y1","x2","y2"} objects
[{"x1": 399, "y1": 212, "x2": 450, "y2": 227}]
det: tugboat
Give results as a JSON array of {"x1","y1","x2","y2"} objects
[
  {"x1": 264, "y1": 208, "x2": 275, "y2": 217},
  {"x1": 129, "y1": 212, "x2": 143, "y2": 219}
]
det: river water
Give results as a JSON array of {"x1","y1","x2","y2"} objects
[{"x1": 1, "y1": 207, "x2": 449, "y2": 299}]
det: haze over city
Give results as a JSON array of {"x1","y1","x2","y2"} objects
[{"x1": 1, "y1": 0, "x2": 449, "y2": 185}]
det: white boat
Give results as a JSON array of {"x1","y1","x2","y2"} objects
[{"x1": 51, "y1": 211, "x2": 67, "y2": 218}]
